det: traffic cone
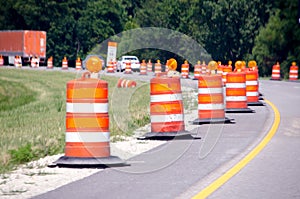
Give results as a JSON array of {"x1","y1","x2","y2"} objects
[{"x1": 52, "y1": 72, "x2": 126, "y2": 167}]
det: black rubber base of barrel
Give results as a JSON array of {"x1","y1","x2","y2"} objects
[
  {"x1": 247, "y1": 101, "x2": 265, "y2": 106},
  {"x1": 192, "y1": 117, "x2": 234, "y2": 125},
  {"x1": 288, "y1": 80, "x2": 300, "y2": 83},
  {"x1": 49, "y1": 156, "x2": 128, "y2": 168},
  {"x1": 270, "y1": 78, "x2": 281, "y2": 81},
  {"x1": 225, "y1": 108, "x2": 255, "y2": 113},
  {"x1": 138, "y1": 131, "x2": 200, "y2": 140}
]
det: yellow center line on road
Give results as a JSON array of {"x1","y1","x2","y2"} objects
[{"x1": 192, "y1": 99, "x2": 281, "y2": 199}]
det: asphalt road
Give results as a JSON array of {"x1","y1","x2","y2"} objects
[
  {"x1": 208, "y1": 80, "x2": 300, "y2": 199},
  {"x1": 30, "y1": 71, "x2": 298, "y2": 199}
]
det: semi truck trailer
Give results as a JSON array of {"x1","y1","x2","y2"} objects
[{"x1": 0, "y1": 30, "x2": 46, "y2": 65}]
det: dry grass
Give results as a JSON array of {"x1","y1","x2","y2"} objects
[{"x1": 0, "y1": 68, "x2": 150, "y2": 173}]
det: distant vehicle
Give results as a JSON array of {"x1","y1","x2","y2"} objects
[
  {"x1": 117, "y1": 56, "x2": 140, "y2": 72},
  {"x1": 0, "y1": 30, "x2": 47, "y2": 65}
]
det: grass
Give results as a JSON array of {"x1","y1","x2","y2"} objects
[{"x1": 0, "y1": 68, "x2": 150, "y2": 173}]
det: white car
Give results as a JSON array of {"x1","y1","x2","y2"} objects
[{"x1": 117, "y1": 56, "x2": 140, "y2": 72}]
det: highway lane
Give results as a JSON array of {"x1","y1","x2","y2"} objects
[
  {"x1": 207, "y1": 80, "x2": 300, "y2": 198},
  {"x1": 33, "y1": 73, "x2": 274, "y2": 199}
]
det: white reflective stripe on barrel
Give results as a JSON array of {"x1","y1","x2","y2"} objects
[
  {"x1": 198, "y1": 87, "x2": 223, "y2": 94},
  {"x1": 66, "y1": 103, "x2": 108, "y2": 113},
  {"x1": 66, "y1": 132, "x2": 110, "y2": 142},
  {"x1": 226, "y1": 83, "x2": 246, "y2": 88},
  {"x1": 198, "y1": 103, "x2": 224, "y2": 110},
  {"x1": 151, "y1": 114, "x2": 183, "y2": 123},
  {"x1": 226, "y1": 96, "x2": 247, "y2": 101},
  {"x1": 246, "y1": 91, "x2": 258, "y2": 97},
  {"x1": 151, "y1": 93, "x2": 182, "y2": 102},
  {"x1": 272, "y1": 69, "x2": 280, "y2": 72},
  {"x1": 290, "y1": 70, "x2": 298, "y2": 73},
  {"x1": 290, "y1": 75, "x2": 298, "y2": 78},
  {"x1": 246, "y1": 81, "x2": 258, "y2": 86}
]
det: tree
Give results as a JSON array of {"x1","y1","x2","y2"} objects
[{"x1": 253, "y1": 0, "x2": 300, "y2": 77}]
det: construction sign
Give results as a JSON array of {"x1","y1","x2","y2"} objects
[{"x1": 107, "y1": 41, "x2": 117, "y2": 66}]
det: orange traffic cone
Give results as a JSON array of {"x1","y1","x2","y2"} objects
[{"x1": 62, "y1": 56, "x2": 68, "y2": 70}]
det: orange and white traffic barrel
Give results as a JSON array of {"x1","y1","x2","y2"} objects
[
  {"x1": 248, "y1": 60, "x2": 258, "y2": 71},
  {"x1": 154, "y1": 60, "x2": 162, "y2": 76},
  {"x1": 0, "y1": 55, "x2": 3, "y2": 66},
  {"x1": 47, "y1": 56, "x2": 53, "y2": 69},
  {"x1": 217, "y1": 62, "x2": 223, "y2": 75},
  {"x1": 181, "y1": 60, "x2": 189, "y2": 78},
  {"x1": 62, "y1": 56, "x2": 68, "y2": 70},
  {"x1": 147, "y1": 59, "x2": 152, "y2": 72},
  {"x1": 124, "y1": 60, "x2": 132, "y2": 74},
  {"x1": 107, "y1": 61, "x2": 114, "y2": 73},
  {"x1": 193, "y1": 61, "x2": 201, "y2": 80},
  {"x1": 270, "y1": 62, "x2": 281, "y2": 80},
  {"x1": 139, "y1": 60, "x2": 147, "y2": 75},
  {"x1": 193, "y1": 75, "x2": 232, "y2": 124},
  {"x1": 225, "y1": 72, "x2": 253, "y2": 113},
  {"x1": 246, "y1": 70, "x2": 264, "y2": 106},
  {"x1": 53, "y1": 72, "x2": 125, "y2": 167},
  {"x1": 75, "y1": 57, "x2": 82, "y2": 71},
  {"x1": 141, "y1": 76, "x2": 193, "y2": 139},
  {"x1": 14, "y1": 56, "x2": 22, "y2": 68},
  {"x1": 289, "y1": 62, "x2": 298, "y2": 81},
  {"x1": 222, "y1": 65, "x2": 232, "y2": 85},
  {"x1": 112, "y1": 60, "x2": 117, "y2": 71},
  {"x1": 117, "y1": 78, "x2": 137, "y2": 88},
  {"x1": 31, "y1": 57, "x2": 37, "y2": 68},
  {"x1": 201, "y1": 61, "x2": 207, "y2": 74}
]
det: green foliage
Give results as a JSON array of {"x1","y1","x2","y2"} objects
[
  {"x1": 9, "y1": 143, "x2": 35, "y2": 164},
  {"x1": 0, "y1": 69, "x2": 150, "y2": 173},
  {"x1": 253, "y1": 0, "x2": 300, "y2": 77}
]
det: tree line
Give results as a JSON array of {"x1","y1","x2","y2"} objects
[{"x1": 0, "y1": 0, "x2": 299, "y2": 77}]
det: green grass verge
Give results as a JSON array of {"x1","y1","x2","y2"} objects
[{"x1": 0, "y1": 68, "x2": 149, "y2": 173}]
